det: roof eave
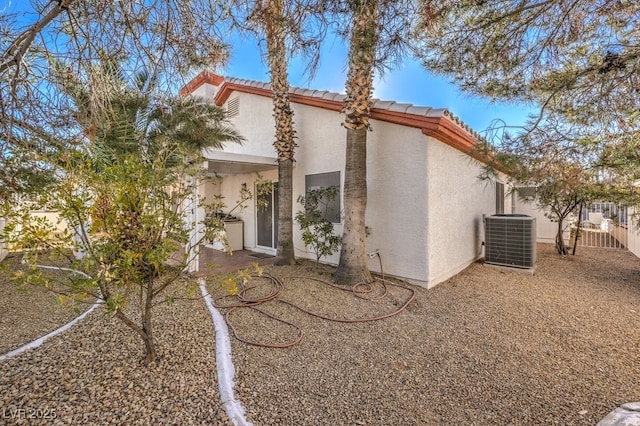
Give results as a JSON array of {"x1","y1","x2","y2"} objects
[{"x1": 185, "y1": 73, "x2": 492, "y2": 166}]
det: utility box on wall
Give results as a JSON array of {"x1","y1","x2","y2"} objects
[
  {"x1": 207, "y1": 219, "x2": 244, "y2": 252},
  {"x1": 224, "y1": 220, "x2": 244, "y2": 251},
  {"x1": 485, "y1": 214, "x2": 536, "y2": 269}
]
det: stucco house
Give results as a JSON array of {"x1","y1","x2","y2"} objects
[{"x1": 181, "y1": 72, "x2": 513, "y2": 288}]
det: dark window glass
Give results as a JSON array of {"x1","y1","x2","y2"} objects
[{"x1": 305, "y1": 172, "x2": 341, "y2": 223}]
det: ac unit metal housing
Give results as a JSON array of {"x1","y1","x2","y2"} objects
[{"x1": 485, "y1": 214, "x2": 536, "y2": 269}]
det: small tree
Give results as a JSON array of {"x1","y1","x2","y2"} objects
[
  {"x1": 1, "y1": 0, "x2": 230, "y2": 202},
  {"x1": 476, "y1": 112, "x2": 611, "y2": 256},
  {"x1": 295, "y1": 186, "x2": 342, "y2": 263},
  {"x1": 532, "y1": 163, "x2": 594, "y2": 255},
  {"x1": 1, "y1": 60, "x2": 243, "y2": 365}
]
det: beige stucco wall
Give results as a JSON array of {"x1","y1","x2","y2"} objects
[
  {"x1": 290, "y1": 98, "x2": 346, "y2": 263},
  {"x1": 202, "y1": 89, "x2": 433, "y2": 278},
  {"x1": 627, "y1": 207, "x2": 640, "y2": 258},
  {"x1": 365, "y1": 120, "x2": 429, "y2": 283},
  {"x1": 190, "y1": 84, "x2": 218, "y2": 105},
  {"x1": 203, "y1": 91, "x2": 279, "y2": 159},
  {"x1": 199, "y1": 82, "x2": 506, "y2": 287},
  {"x1": 512, "y1": 197, "x2": 570, "y2": 244},
  {"x1": 424, "y1": 137, "x2": 506, "y2": 287}
]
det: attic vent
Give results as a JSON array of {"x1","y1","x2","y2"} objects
[
  {"x1": 485, "y1": 214, "x2": 536, "y2": 269},
  {"x1": 226, "y1": 97, "x2": 239, "y2": 117}
]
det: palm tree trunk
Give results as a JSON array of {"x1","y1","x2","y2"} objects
[
  {"x1": 335, "y1": 126, "x2": 371, "y2": 284},
  {"x1": 275, "y1": 159, "x2": 295, "y2": 264},
  {"x1": 265, "y1": 0, "x2": 297, "y2": 266},
  {"x1": 334, "y1": 0, "x2": 377, "y2": 285}
]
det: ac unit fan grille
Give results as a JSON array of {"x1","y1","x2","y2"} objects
[{"x1": 485, "y1": 215, "x2": 536, "y2": 268}]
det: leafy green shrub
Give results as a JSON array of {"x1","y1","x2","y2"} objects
[{"x1": 295, "y1": 186, "x2": 341, "y2": 263}]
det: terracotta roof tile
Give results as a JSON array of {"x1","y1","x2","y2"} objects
[
  {"x1": 371, "y1": 100, "x2": 395, "y2": 109},
  {"x1": 388, "y1": 102, "x2": 412, "y2": 113},
  {"x1": 424, "y1": 108, "x2": 448, "y2": 117},
  {"x1": 322, "y1": 91, "x2": 338, "y2": 100},
  {"x1": 333, "y1": 94, "x2": 346, "y2": 102},
  {"x1": 181, "y1": 71, "x2": 490, "y2": 163},
  {"x1": 405, "y1": 106, "x2": 433, "y2": 116}
]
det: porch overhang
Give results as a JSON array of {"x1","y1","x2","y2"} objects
[{"x1": 204, "y1": 151, "x2": 278, "y2": 175}]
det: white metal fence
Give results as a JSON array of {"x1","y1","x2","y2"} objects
[{"x1": 570, "y1": 202, "x2": 628, "y2": 249}]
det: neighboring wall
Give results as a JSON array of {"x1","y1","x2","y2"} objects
[
  {"x1": 30, "y1": 211, "x2": 68, "y2": 234},
  {"x1": 0, "y1": 212, "x2": 69, "y2": 262},
  {"x1": 628, "y1": 207, "x2": 640, "y2": 258},
  {"x1": 0, "y1": 218, "x2": 7, "y2": 262},
  {"x1": 512, "y1": 197, "x2": 570, "y2": 244},
  {"x1": 513, "y1": 197, "x2": 557, "y2": 243}
]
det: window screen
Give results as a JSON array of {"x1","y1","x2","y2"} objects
[{"x1": 516, "y1": 186, "x2": 537, "y2": 202}]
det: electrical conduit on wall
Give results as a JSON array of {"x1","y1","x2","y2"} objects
[{"x1": 198, "y1": 278, "x2": 253, "y2": 426}]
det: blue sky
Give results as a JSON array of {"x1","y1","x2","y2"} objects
[
  {"x1": 4, "y1": 1, "x2": 534, "y2": 135},
  {"x1": 221, "y1": 32, "x2": 536, "y2": 135}
]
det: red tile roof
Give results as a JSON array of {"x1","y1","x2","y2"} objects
[{"x1": 181, "y1": 72, "x2": 491, "y2": 164}]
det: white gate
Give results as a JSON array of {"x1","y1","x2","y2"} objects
[{"x1": 570, "y1": 202, "x2": 628, "y2": 249}]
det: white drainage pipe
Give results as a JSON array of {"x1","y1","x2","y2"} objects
[
  {"x1": 0, "y1": 266, "x2": 101, "y2": 361},
  {"x1": 199, "y1": 278, "x2": 252, "y2": 426}
]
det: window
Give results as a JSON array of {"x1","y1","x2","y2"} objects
[
  {"x1": 496, "y1": 182, "x2": 505, "y2": 214},
  {"x1": 305, "y1": 171, "x2": 341, "y2": 223},
  {"x1": 516, "y1": 186, "x2": 537, "y2": 202}
]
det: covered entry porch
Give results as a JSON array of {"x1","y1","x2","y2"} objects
[{"x1": 188, "y1": 150, "x2": 279, "y2": 274}]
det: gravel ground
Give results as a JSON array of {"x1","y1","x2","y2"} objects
[
  {"x1": 0, "y1": 270, "x2": 228, "y2": 425},
  {"x1": 209, "y1": 244, "x2": 640, "y2": 425},
  {"x1": 2, "y1": 244, "x2": 639, "y2": 425},
  {"x1": 0, "y1": 254, "x2": 92, "y2": 355}
]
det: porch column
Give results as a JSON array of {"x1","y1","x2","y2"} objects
[{"x1": 185, "y1": 174, "x2": 201, "y2": 273}]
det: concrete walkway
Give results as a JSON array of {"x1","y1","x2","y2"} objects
[{"x1": 196, "y1": 247, "x2": 276, "y2": 276}]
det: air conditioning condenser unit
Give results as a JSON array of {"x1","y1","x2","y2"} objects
[{"x1": 484, "y1": 214, "x2": 536, "y2": 269}]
